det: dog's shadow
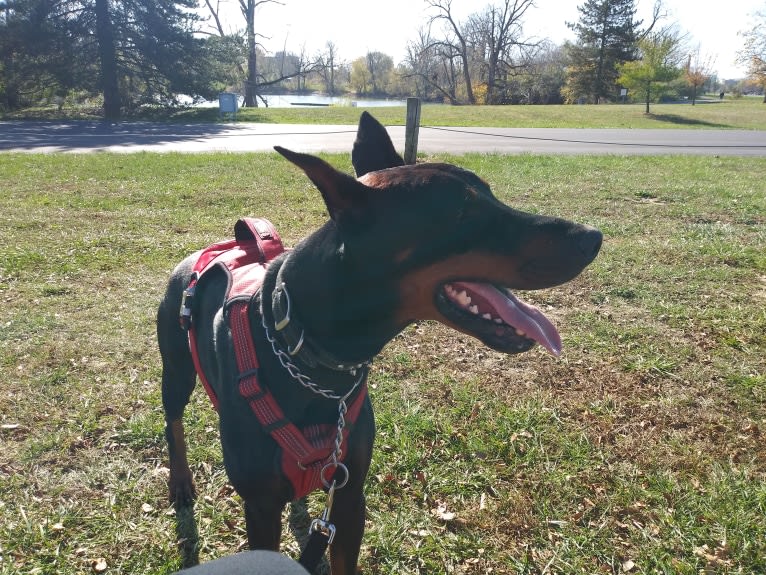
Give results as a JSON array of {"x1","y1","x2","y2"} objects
[
  {"x1": 174, "y1": 498, "x2": 329, "y2": 574},
  {"x1": 175, "y1": 502, "x2": 201, "y2": 569}
]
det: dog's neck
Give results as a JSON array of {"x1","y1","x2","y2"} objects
[
  {"x1": 260, "y1": 224, "x2": 405, "y2": 369},
  {"x1": 265, "y1": 260, "x2": 370, "y2": 373}
]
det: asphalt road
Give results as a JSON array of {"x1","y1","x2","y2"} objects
[{"x1": 2, "y1": 120, "x2": 766, "y2": 155}]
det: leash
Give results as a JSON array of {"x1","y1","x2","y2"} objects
[{"x1": 298, "y1": 463, "x2": 349, "y2": 572}]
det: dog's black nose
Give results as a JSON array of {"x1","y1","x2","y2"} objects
[{"x1": 577, "y1": 226, "x2": 603, "y2": 261}]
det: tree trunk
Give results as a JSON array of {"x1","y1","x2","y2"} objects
[
  {"x1": 94, "y1": 0, "x2": 121, "y2": 119},
  {"x1": 460, "y1": 42, "x2": 475, "y2": 104},
  {"x1": 645, "y1": 84, "x2": 651, "y2": 114},
  {"x1": 243, "y1": 0, "x2": 258, "y2": 107}
]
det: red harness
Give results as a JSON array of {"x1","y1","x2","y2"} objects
[{"x1": 181, "y1": 218, "x2": 368, "y2": 499}]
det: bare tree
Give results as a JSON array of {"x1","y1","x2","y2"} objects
[
  {"x1": 425, "y1": 0, "x2": 537, "y2": 104},
  {"x1": 426, "y1": 0, "x2": 476, "y2": 103},
  {"x1": 203, "y1": 0, "x2": 229, "y2": 36},
  {"x1": 466, "y1": 0, "x2": 537, "y2": 104},
  {"x1": 201, "y1": 0, "x2": 327, "y2": 106},
  {"x1": 365, "y1": 51, "x2": 393, "y2": 94},
  {"x1": 402, "y1": 26, "x2": 460, "y2": 103},
  {"x1": 515, "y1": 41, "x2": 567, "y2": 104},
  {"x1": 685, "y1": 46, "x2": 714, "y2": 105},
  {"x1": 317, "y1": 41, "x2": 340, "y2": 95},
  {"x1": 737, "y1": 6, "x2": 766, "y2": 102},
  {"x1": 240, "y1": 0, "x2": 282, "y2": 106}
]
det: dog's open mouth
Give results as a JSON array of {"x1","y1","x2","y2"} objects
[{"x1": 436, "y1": 281, "x2": 562, "y2": 356}]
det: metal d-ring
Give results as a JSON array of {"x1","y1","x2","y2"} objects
[
  {"x1": 321, "y1": 461, "x2": 349, "y2": 490},
  {"x1": 274, "y1": 283, "x2": 291, "y2": 331},
  {"x1": 287, "y1": 329, "x2": 305, "y2": 356}
]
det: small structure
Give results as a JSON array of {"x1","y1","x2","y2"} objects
[{"x1": 219, "y1": 92, "x2": 238, "y2": 121}]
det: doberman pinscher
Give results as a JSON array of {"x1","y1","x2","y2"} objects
[{"x1": 157, "y1": 112, "x2": 601, "y2": 574}]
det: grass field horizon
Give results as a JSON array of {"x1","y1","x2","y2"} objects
[{"x1": 1, "y1": 146, "x2": 764, "y2": 573}]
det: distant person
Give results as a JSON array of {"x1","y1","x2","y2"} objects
[{"x1": 720, "y1": 91, "x2": 725, "y2": 100}]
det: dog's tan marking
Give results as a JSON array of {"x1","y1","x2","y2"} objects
[{"x1": 394, "y1": 251, "x2": 524, "y2": 326}]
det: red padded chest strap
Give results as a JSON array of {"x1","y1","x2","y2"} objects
[{"x1": 229, "y1": 298, "x2": 368, "y2": 499}]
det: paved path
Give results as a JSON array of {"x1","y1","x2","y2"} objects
[{"x1": 2, "y1": 120, "x2": 766, "y2": 155}]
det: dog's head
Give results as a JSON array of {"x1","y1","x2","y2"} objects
[{"x1": 274, "y1": 112, "x2": 601, "y2": 357}]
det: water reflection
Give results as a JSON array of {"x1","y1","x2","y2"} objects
[{"x1": 260, "y1": 94, "x2": 406, "y2": 108}]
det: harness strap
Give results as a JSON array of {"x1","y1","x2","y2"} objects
[
  {"x1": 229, "y1": 297, "x2": 368, "y2": 499},
  {"x1": 188, "y1": 326, "x2": 220, "y2": 411},
  {"x1": 183, "y1": 218, "x2": 284, "y2": 409},
  {"x1": 182, "y1": 217, "x2": 369, "y2": 500}
]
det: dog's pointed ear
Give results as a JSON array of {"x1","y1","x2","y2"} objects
[
  {"x1": 351, "y1": 111, "x2": 404, "y2": 177},
  {"x1": 275, "y1": 146, "x2": 372, "y2": 231}
]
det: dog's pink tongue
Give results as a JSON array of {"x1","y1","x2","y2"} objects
[{"x1": 453, "y1": 281, "x2": 563, "y2": 357}]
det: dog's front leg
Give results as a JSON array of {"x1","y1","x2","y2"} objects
[
  {"x1": 244, "y1": 497, "x2": 284, "y2": 551},
  {"x1": 165, "y1": 418, "x2": 196, "y2": 504},
  {"x1": 328, "y1": 489, "x2": 366, "y2": 575}
]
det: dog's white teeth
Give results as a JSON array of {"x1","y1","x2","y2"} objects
[
  {"x1": 469, "y1": 305, "x2": 479, "y2": 314},
  {"x1": 482, "y1": 313, "x2": 492, "y2": 320},
  {"x1": 515, "y1": 328, "x2": 527, "y2": 337},
  {"x1": 457, "y1": 291, "x2": 471, "y2": 306},
  {"x1": 494, "y1": 318, "x2": 504, "y2": 324}
]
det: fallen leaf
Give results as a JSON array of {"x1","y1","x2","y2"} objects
[
  {"x1": 431, "y1": 502, "x2": 456, "y2": 521},
  {"x1": 622, "y1": 559, "x2": 636, "y2": 572},
  {"x1": 141, "y1": 503, "x2": 154, "y2": 513},
  {"x1": 92, "y1": 558, "x2": 108, "y2": 573}
]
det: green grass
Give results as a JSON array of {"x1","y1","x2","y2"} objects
[
  {"x1": 1, "y1": 151, "x2": 765, "y2": 574},
  {"x1": 4, "y1": 94, "x2": 766, "y2": 130}
]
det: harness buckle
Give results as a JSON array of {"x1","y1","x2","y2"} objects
[{"x1": 179, "y1": 278, "x2": 197, "y2": 331}]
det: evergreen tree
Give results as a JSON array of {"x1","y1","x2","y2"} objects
[
  {"x1": 1, "y1": 0, "x2": 229, "y2": 117},
  {"x1": 562, "y1": 0, "x2": 641, "y2": 103},
  {"x1": 94, "y1": 0, "x2": 206, "y2": 115}
]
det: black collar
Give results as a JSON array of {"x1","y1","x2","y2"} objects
[{"x1": 264, "y1": 257, "x2": 371, "y2": 374}]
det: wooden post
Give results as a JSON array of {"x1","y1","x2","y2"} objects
[{"x1": 404, "y1": 97, "x2": 421, "y2": 164}]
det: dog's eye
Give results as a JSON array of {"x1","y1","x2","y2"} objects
[{"x1": 457, "y1": 193, "x2": 475, "y2": 223}]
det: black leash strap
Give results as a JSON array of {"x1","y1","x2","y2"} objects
[
  {"x1": 298, "y1": 471, "x2": 345, "y2": 573},
  {"x1": 298, "y1": 528, "x2": 332, "y2": 573}
]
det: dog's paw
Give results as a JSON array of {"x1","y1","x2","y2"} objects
[{"x1": 169, "y1": 469, "x2": 197, "y2": 506}]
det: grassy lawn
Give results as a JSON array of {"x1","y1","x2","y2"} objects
[
  {"x1": 3, "y1": 95, "x2": 766, "y2": 130},
  {"x1": 0, "y1": 150, "x2": 764, "y2": 574}
]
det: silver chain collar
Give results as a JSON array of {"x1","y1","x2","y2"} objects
[{"x1": 260, "y1": 298, "x2": 370, "y2": 471}]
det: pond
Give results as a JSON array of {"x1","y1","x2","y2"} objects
[
  {"x1": 260, "y1": 93, "x2": 407, "y2": 108},
  {"x1": 216, "y1": 93, "x2": 407, "y2": 108}
]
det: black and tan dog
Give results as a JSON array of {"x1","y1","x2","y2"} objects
[{"x1": 157, "y1": 112, "x2": 601, "y2": 574}]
